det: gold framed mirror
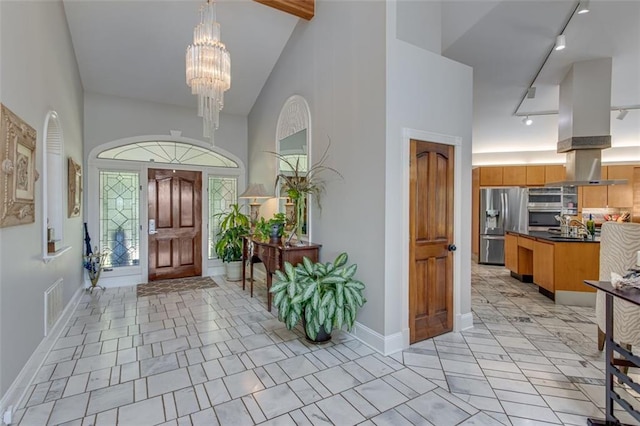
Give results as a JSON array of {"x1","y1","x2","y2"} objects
[{"x1": 68, "y1": 157, "x2": 81, "y2": 217}]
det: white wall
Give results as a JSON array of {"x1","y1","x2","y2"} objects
[
  {"x1": 248, "y1": 0, "x2": 387, "y2": 334},
  {"x1": 396, "y1": 0, "x2": 442, "y2": 54},
  {"x1": 84, "y1": 92, "x2": 248, "y2": 169},
  {"x1": 385, "y1": 1, "x2": 473, "y2": 337},
  {"x1": 0, "y1": 0, "x2": 84, "y2": 395},
  {"x1": 249, "y1": 0, "x2": 473, "y2": 350}
]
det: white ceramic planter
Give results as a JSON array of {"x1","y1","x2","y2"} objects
[{"x1": 225, "y1": 260, "x2": 243, "y2": 282}]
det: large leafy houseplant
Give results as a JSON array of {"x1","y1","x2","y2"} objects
[
  {"x1": 270, "y1": 252, "x2": 366, "y2": 341},
  {"x1": 271, "y1": 139, "x2": 342, "y2": 241},
  {"x1": 214, "y1": 203, "x2": 249, "y2": 263}
]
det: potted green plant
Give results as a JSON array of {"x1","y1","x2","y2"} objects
[
  {"x1": 269, "y1": 252, "x2": 366, "y2": 342},
  {"x1": 271, "y1": 138, "x2": 342, "y2": 243},
  {"x1": 253, "y1": 213, "x2": 288, "y2": 242},
  {"x1": 214, "y1": 204, "x2": 250, "y2": 281}
]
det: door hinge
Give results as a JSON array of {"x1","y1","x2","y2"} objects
[{"x1": 139, "y1": 185, "x2": 142, "y2": 191}]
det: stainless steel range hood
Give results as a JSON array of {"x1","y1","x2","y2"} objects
[
  {"x1": 545, "y1": 58, "x2": 628, "y2": 187},
  {"x1": 545, "y1": 136, "x2": 628, "y2": 187}
]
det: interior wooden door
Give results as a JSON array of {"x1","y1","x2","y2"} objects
[
  {"x1": 148, "y1": 169, "x2": 202, "y2": 281},
  {"x1": 409, "y1": 140, "x2": 455, "y2": 343}
]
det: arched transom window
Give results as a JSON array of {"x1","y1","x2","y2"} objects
[{"x1": 98, "y1": 141, "x2": 238, "y2": 168}]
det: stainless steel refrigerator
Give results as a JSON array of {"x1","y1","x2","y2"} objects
[{"x1": 479, "y1": 187, "x2": 528, "y2": 265}]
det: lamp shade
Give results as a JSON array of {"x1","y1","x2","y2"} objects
[{"x1": 239, "y1": 183, "x2": 271, "y2": 199}]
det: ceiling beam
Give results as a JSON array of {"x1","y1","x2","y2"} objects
[{"x1": 254, "y1": 0, "x2": 314, "y2": 20}]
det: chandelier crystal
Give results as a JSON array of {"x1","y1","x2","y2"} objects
[{"x1": 186, "y1": 0, "x2": 231, "y2": 144}]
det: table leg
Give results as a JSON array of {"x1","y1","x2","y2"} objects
[
  {"x1": 267, "y1": 272, "x2": 272, "y2": 312},
  {"x1": 605, "y1": 293, "x2": 615, "y2": 422},
  {"x1": 242, "y1": 260, "x2": 246, "y2": 291},
  {"x1": 242, "y1": 239, "x2": 247, "y2": 291},
  {"x1": 250, "y1": 259, "x2": 254, "y2": 298}
]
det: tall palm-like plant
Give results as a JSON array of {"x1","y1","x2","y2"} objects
[{"x1": 271, "y1": 139, "x2": 342, "y2": 241}]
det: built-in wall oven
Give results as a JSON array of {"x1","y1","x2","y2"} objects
[{"x1": 527, "y1": 187, "x2": 562, "y2": 231}]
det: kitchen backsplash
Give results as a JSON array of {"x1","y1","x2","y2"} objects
[{"x1": 581, "y1": 207, "x2": 631, "y2": 224}]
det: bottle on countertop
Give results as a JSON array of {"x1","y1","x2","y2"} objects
[{"x1": 586, "y1": 214, "x2": 595, "y2": 237}]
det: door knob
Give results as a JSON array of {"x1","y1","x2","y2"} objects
[{"x1": 448, "y1": 244, "x2": 457, "y2": 252}]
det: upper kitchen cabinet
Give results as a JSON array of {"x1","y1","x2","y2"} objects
[
  {"x1": 480, "y1": 165, "x2": 562, "y2": 186},
  {"x1": 578, "y1": 165, "x2": 635, "y2": 209},
  {"x1": 607, "y1": 165, "x2": 635, "y2": 208},
  {"x1": 526, "y1": 166, "x2": 545, "y2": 185},
  {"x1": 503, "y1": 166, "x2": 526, "y2": 186},
  {"x1": 578, "y1": 167, "x2": 608, "y2": 208},
  {"x1": 545, "y1": 165, "x2": 566, "y2": 184},
  {"x1": 526, "y1": 165, "x2": 565, "y2": 186},
  {"x1": 479, "y1": 166, "x2": 503, "y2": 186}
]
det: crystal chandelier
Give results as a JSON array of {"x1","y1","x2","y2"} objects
[{"x1": 186, "y1": 0, "x2": 231, "y2": 144}]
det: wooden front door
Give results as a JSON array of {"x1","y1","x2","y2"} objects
[
  {"x1": 148, "y1": 169, "x2": 202, "y2": 281},
  {"x1": 409, "y1": 140, "x2": 455, "y2": 343}
]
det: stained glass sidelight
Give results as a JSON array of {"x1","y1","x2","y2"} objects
[
  {"x1": 208, "y1": 176, "x2": 237, "y2": 259},
  {"x1": 99, "y1": 171, "x2": 140, "y2": 268}
]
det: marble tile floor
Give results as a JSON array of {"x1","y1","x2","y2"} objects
[{"x1": 12, "y1": 264, "x2": 640, "y2": 425}]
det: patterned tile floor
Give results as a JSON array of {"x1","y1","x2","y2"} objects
[{"x1": 12, "y1": 264, "x2": 640, "y2": 425}]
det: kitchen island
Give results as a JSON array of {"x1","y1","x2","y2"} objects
[{"x1": 505, "y1": 230, "x2": 600, "y2": 306}]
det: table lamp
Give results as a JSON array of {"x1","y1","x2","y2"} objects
[{"x1": 239, "y1": 183, "x2": 271, "y2": 226}]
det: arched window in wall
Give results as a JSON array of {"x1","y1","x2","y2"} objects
[{"x1": 42, "y1": 111, "x2": 66, "y2": 260}]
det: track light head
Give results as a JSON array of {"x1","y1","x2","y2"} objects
[
  {"x1": 526, "y1": 87, "x2": 536, "y2": 99},
  {"x1": 616, "y1": 109, "x2": 628, "y2": 120},
  {"x1": 555, "y1": 34, "x2": 566, "y2": 51},
  {"x1": 522, "y1": 116, "x2": 533, "y2": 126},
  {"x1": 577, "y1": 0, "x2": 590, "y2": 14}
]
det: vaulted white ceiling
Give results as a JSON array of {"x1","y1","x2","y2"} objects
[
  {"x1": 63, "y1": 0, "x2": 639, "y2": 159},
  {"x1": 63, "y1": 0, "x2": 299, "y2": 116}
]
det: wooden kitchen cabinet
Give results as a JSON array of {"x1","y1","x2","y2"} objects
[
  {"x1": 526, "y1": 166, "x2": 545, "y2": 186},
  {"x1": 504, "y1": 232, "x2": 600, "y2": 299},
  {"x1": 579, "y1": 166, "x2": 608, "y2": 208},
  {"x1": 479, "y1": 167, "x2": 503, "y2": 186},
  {"x1": 516, "y1": 236, "x2": 534, "y2": 275},
  {"x1": 607, "y1": 165, "x2": 634, "y2": 208},
  {"x1": 545, "y1": 165, "x2": 566, "y2": 184},
  {"x1": 504, "y1": 233, "x2": 518, "y2": 272},
  {"x1": 533, "y1": 241, "x2": 554, "y2": 292},
  {"x1": 578, "y1": 165, "x2": 634, "y2": 209},
  {"x1": 503, "y1": 166, "x2": 527, "y2": 186}
]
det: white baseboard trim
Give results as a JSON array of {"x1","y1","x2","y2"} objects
[
  {"x1": 206, "y1": 265, "x2": 225, "y2": 278},
  {"x1": 456, "y1": 312, "x2": 474, "y2": 332},
  {"x1": 350, "y1": 322, "x2": 409, "y2": 356},
  {"x1": 1, "y1": 285, "x2": 84, "y2": 422}
]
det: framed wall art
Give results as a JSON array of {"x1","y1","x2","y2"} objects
[
  {"x1": 68, "y1": 157, "x2": 81, "y2": 217},
  {"x1": 1, "y1": 104, "x2": 37, "y2": 228}
]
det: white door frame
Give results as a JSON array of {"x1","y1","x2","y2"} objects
[
  {"x1": 400, "y1": 128, "x2": 468, "y2": 346},
  {"x1": 86, "y1": 135, "x2": 245, "y2": 287}
]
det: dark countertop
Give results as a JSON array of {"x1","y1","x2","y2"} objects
[{"x1": 507, "y1": 230, "x2": 600, "y2": 243}]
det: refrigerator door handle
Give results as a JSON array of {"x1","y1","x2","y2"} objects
[
  {"x1": 481, "y1": 235, "x2": 504, "y2": 240},
  {"x1": 502, "y1": 192, "x2": 509, "y2": 231}
]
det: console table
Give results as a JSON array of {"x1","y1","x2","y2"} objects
[
  {"x1": 242, "y1": 238, "x2": 321, "y2": 311},
  {"x1": 584, "y1": 279, "x2": 640, "y2": 425}
]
